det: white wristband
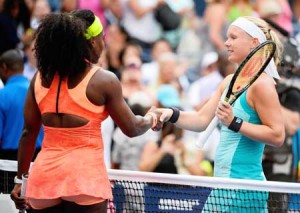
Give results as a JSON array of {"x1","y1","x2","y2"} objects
[{"x1": 14, "y1": 176, "x2": 22, "y2": 184}]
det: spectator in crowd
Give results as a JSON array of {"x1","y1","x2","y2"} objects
[
  {"x1": 0, "y1": 0, "x2": 3, "y2": 10},
  {"x1": 78, "y1": 0, "x2": 111, "y2": 30},
  {"x1": 262, "y1": 66, "x2": 300, "y2": 182},
  {"x1": 16, "y1": 0, "x2": 31, "y2": 36},
  {"x1": 142, "y1": 38, "x2": 173, "y2": 87},
  {"x1": 119, "y1": 0, "x2": 164, "y2": 62},
  {"x1": 22, "y1": 30, "x2": 37, "y2": 80},
  {"x1": 193, "y1": 0, "x2": 206, "y2": 17},
  {"x1": 202, "y1": 0, "x2": 228, "y2": 52},
  {"x1": 176, "y1": 11, "x2": 203, "y2": 82},
  {"x1": 293, "y1": 0, "x2": 300, "y2": 24},
  {"x1": 148, "y1": 52, "x2": 183, "y2": 96},
  {"x1": 139, "y1": 121, "x2": 183, "y2": 174},
  {"x1": 180, "y1": 0, "x2": 229, "y2": 83},
  {"x1": 0, "y1": 49, "x2": 42, "y2": 160},
  {"x1": 105, "y1": 23, "x2": 128, "y2": 79},
  {"x1": 60, "y1": 0, "x2": 77, "y2": 12},
  {"x1": 257, "y1": 0, "x2": 293, "y2": 35},
  {"x1": 47, "y1": 0, "x2": 61, "y2": 12},
  {"x1": 119, "y1": 52, "x2": 155, "y2": 103},
  {"x1": 0, "y1": 0, "x2": 21, "y2": 55},
  {"x1": 187, "y1": 51, "x2": 223, "y2": 111},
  {"x1": 119, "y1": 40, "x2": 143, "y2": 67},
  {"x1": 227, "y1": 0, "x2": 257, "y2": 23},
  {"x1": 112, "y1": 92, "x2": 159, "y2": 171},
  {"x1": 30, "y1": 0, "x2": 51, "y2": 30},
  {"x1": 105, "y1": 0, "x2": 123, "y2": 24}
]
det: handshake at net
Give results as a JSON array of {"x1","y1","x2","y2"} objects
[{"x1": 145, "y1": 106, "x2": 180, "y2": 131}]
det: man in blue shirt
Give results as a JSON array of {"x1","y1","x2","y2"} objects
[{"x1": 0, "y1": 49, "x2": 43, "y2": 160}]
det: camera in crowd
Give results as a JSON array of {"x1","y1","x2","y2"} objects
[
  {"x1": 263, "y1": 19, "x2": 300, "y2": 113},
  {"x1": 276, "y1": 33, "x2": 300, "y2": 112},
  {"x1": 264, "y1": 18, "x2": 300, "y2": 79},
  {"x1": 278, "y1": 35, "x2": 300, "y2": 79}
]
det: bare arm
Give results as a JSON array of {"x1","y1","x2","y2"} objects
[
  {"x1": 157, "y1": 74, "x2": 285, "y2": 147},
  {"x1": 94, "y1": 70, "x2": 154, "y2": 137},
  {"x1": 139, "y1": 141, "x2": 165, "y2": 172},
  {"x1": 17, "y1": 74, "x2": 41, "y2": 178},
  {"x1": 182, "y1": 148, "x2": 206, "y2": 176},
  {"x1": 11, "y1": 74, "x2": 41, "y2": 209},
  {"x1": 205, "y1": 4, "x2": 227, "y2": 50},
  {"x1": 241, "y1": 76, "x2": 285, "y2": 146},
  {"x1": 139, "y1": 135, "x2": 177, "y2": 172},
  {"x1": 158, "y1": 75, "x2": 230, "y2": 132}
]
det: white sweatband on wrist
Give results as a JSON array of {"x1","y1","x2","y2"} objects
[{"x1": 14, "y1": 176, "x2": 22, "y2": 184}]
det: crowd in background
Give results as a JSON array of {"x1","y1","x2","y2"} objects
[{"x1": 1, "y1": 0, "x2": 300, "y2": 182}]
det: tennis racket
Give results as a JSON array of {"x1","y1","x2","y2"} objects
[{"x1": 196, "y1": 40, "x2": 276, "y2": 148}]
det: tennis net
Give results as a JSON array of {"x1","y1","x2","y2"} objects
[{"x1": 1, "y1": 159, "x2": 300, "y2": 212}]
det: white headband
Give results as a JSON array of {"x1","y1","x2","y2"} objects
[{"x1": 231, "y1": 17, "x2": 280, "y2": 79}]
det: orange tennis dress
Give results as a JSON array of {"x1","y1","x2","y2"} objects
[{"x1": 26, "y1": 66, "x2": 112, "y2": 200}]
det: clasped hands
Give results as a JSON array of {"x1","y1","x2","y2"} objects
[
  {"x1": 146, "y1": 106, "x2": 174, "y2": 131},
  {"x1": 146, "y1": 100, "x2": 235, "y2": 132}
]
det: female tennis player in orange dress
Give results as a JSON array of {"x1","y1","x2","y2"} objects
[{"x1": 10, "y1": 9, "x2": 158, "y2": 213}]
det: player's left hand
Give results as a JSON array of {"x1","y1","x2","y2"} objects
[{"x1": 215, "y1": 101, "x2": 234, "y2": 127}]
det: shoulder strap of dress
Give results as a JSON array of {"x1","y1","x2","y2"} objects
[{"x1": 79, "y1": 65, "x2": 101, "y2": 86}]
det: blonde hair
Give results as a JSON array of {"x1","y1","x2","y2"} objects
[{"x1": 244, "y1": 16, "x2": 283, "y2": 66}]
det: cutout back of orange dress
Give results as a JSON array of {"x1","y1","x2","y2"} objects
[{"x1": 26, "y1": 66, "x2": 112, "y2": 200}]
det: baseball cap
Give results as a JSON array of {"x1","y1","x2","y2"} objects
[{"x1": 201, "y1": 52, "x2": 218, "y2": 69}]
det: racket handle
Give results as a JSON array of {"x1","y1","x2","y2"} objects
[
  {"x1": 19, "y1": 186, "x2": 26, "y2": 213},
  {"x1": 196, "y1": 116, "x2": 219, "y2": 149},
  {"x1": 19, "y1": 174, "x2": 28, "y2": 213}
]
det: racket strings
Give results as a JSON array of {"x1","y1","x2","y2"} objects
[
  {"x1": 233, "y1": 44, "x2": 274, "y2": 92},
  {"x1": 196, "y1": 41, "x2": 276, "y2": 148}
]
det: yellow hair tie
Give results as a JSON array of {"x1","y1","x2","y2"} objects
[{"x1": 85, "y1": 16, "x2": 103, "y2": 40}]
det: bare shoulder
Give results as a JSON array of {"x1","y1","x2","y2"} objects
[
  {"x1": 224, "y1": 73, "x2": 234, "y2": 82},
  {"x1": 86, "y1": 68, "x2": 122, "y2": 105},
  {"x1": 248, "y1": 73, "x2": 278, "y2": 101},
  {"x1": 93, "y1": 68, "x2": 119, "y2": 83},
  {"x1": 245, "y1": 73, "x2": 280, "y2": 109},
  {"x1": 251, "y1": 73, "x2": 276, "y2": 92},
  {"x1": 90, "y1": 68, "x2": 121, "y2": 91}
]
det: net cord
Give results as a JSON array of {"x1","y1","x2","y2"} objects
[{"x1": 1, "y1": 160, "x2": 300, "y2": 194}]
